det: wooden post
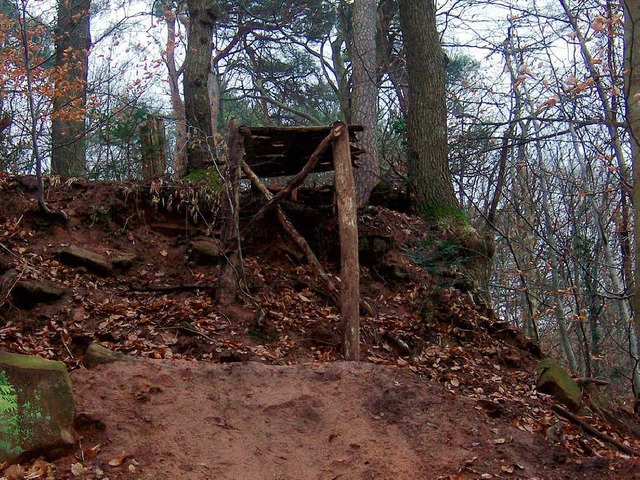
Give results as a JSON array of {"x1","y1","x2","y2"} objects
[
  {"x1": 216, "y1": 118, "x2": 243, "y2": 305},
  {"x1": 140, "y1": 115, "x2": 167, "y2": 179},
  {"x1": 332, "y1": 122, "x2": 360, "y2": 361}
]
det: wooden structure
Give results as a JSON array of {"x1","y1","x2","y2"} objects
[
  {"x1": 241, "y1": 125, "x2": 363, "y2": 177},
  {"x1": 216, "y1": 121, "x2": 362, "y2": 360}
]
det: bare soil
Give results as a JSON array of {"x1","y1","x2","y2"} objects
[{"x1": 67, "y1": 360, "x2": 628, "y2": 480}]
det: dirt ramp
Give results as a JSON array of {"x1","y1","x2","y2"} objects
[{"x1": 67, "y1": 360, "x2": 593, "y2": 480}]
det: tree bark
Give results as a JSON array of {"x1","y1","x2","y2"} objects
[
  {"x1": 333, "y1": 122, "x2": 360, "y2": 361},
  {"x1": 140, "y1": 115, "x2": 167, "y2": 179},
  {"x1": 163, "y1": 4, "x2": 187, "y2": 175},
  {"x1": 215, "y1": 118, "x2": 242, "y2": 306},
  {"x1": 398, "y1": 0, "x2": 458, "y2": 218},
  {"x1": 51, "y1": 0, "x2": 91, "y2": 177},
  {"x1": 624, "y1": 0, "x2": 640, "y2": 394},
  {"x1": 184, "y1": 0, "x2": 218, "y2": 174},
  {"x1": 352, "y1": 0, "x2": 379, "y2": 207}
]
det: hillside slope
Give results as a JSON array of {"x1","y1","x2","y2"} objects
[{"x1": 0, "y1": 175, "x2": 639, "y2": 479}]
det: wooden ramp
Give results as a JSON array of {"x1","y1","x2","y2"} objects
[
  {"x1": 241, "y1": 125, "x2": 363, "y2": 177},
  {"x1": 217, "y1": 122, "x2": 363, "y2": 360}
]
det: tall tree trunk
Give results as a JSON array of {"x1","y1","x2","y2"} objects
[
  {"x1": 51, "y1": 0, "x2": 91, "y2": 177},
  {"x1": 398, "y1": 0, "x2": 458, "y2": 218},
  {"x1": 377, "y1": 0, "x2": 408, "y2": 116},
  {"x1": 625, "y1": 0, "x2": 640, "y2": 394},
  {"x1": 163, "y1": 5, "x2": 187, "y2": 175},
  {"x1": 352, "y1": 0, "x2": 379, "y2": 206},
  {"x1": 183, "y1": 0, "x2": 218, "y2": 174}
]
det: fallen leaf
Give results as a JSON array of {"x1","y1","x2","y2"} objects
[
  {"x1": 108, "y1": 451, "x2": 127, "y2": 467},
  {"x1": 84, "y1": 443, "x2": 101, "y2": 460},
  {"x1": 70, "y1": 463, "x2": 87, "y2": 477},
  {"x1": 501, "y1": 464, "x2": 515, "y2": 473}
]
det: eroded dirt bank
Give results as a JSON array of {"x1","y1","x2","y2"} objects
[{"x1": 68, "y1": 360, "x2": 615, "y2": 480}]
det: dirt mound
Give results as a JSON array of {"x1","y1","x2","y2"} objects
[
  {"x1": 1, "y1": 177, "x2": 640, "y2": 479},
  {"x1": 65, "y1": 360, "x2": 601, "y2": 480}
]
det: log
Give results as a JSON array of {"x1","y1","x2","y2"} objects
[
  {"x1": 552, "y1": 404, "x2": 640, "y2": 456},
  {"x1": 216, "y1": 118, "x2": 243, "y2": 306},
  {"x1": 333, "y1": 122, "x2": 360, "y2": 361}
]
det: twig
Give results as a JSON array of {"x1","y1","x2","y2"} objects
[
  {"x1": 129, "y1": 283, "x2": 213, "y2": 293},
  {"x1": 159, "y1": 322, "x2": 217, "y2": 342},
  {"x1": 552, "y1": 404, "x2": 640, "y2": 457},
  {"x1": 61, "y1": 332, "x2": 75, "y2": 359},
  {"x1": 574, "y1": 377, "x2": 610, "y2": 387}
]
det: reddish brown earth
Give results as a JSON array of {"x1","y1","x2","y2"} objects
[
  {"x1": 1, "y1": 175, "x2": 640, "y2": 479},
  {"x1": 65, "y1": 360, "x2": 631, "y2": 480}
]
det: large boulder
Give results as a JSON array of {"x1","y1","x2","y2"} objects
[
  {"x1": 535, "y1": 358, "x2": 582, "y2": 412},
  {"x1": 0, "y1": 351, "x2": 75, "y2": 464},
  {"x1": 58, "y1": 246, "x2": 112, "y2": 276}
]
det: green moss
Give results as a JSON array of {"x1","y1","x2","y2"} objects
[
  {"x1": 0, "y1": 352, "x2": 67, "y2": 372},
  {"x1": 406, "y1": 237, "x2": 470, "y2": 275},
  {"x1": 536, "y1": 358, "x2": 582, "y2": 411},
  {"x1": 184, "y1": 168, "x2": 223, "y2": 191},
  {"x1": 420, "y1": 203, "x2": 468, "y2": 226}
]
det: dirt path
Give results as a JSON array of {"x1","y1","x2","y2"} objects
[{"x1": 66, "y1": 360, "x2": 611, "y2": 480}]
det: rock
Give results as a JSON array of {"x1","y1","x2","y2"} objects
[
  {"x1": 150, "y1": 223, "x2": 199, "y2": 238},
  {"x1": 112, "y1": 253, "x2": 138, "y2": 273},
  {"x1": 84, "y1": 343, "x2": 135, "y2": 370},
  {"x1": 0, "y1": 350, "x2": 75, "y2": 464},
  {"x1": 58, "y1": 246, "x2": 112, "y2": 276},
  {"x1": 11, "y1": 279, "x2": 66, "y2": 309},
  {"x1": 190, "y1": 240, "x2": 222, "y2": 265},
  {"x1": 535, "y1": 358, "x2": 582, "y2": 412}
]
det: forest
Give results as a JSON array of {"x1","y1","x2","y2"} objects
[{"x1": 2, "y1": 0, "x2": 640, "y2": 432}]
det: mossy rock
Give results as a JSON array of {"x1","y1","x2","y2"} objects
[
  {"x1": 84, "y1": 343, "x2": 135, "y2": 370},
  {"x1": 535, "y1": 358, "x2": 582, "y2": 412},
  {"x1": 0, "y1": 350, "x2": 75, "y2": 464}
]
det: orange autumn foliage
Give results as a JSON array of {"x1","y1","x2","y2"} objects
[{"x1": 0, "y1": 13, "x2": 87, "y2": 122}]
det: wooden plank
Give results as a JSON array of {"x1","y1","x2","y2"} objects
[
  {"x1": 333, "y1": 122, "x2": 360, "y2": 361},
  {"x1": 241, "y1": 125, "x2": 363, "y2": 177},
  {"x1": 240, "y1": 124, "x2": 345, "y2": 237},
  {"x1": 241, "y1": 160, "x2": 341, "y2": 307}
]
